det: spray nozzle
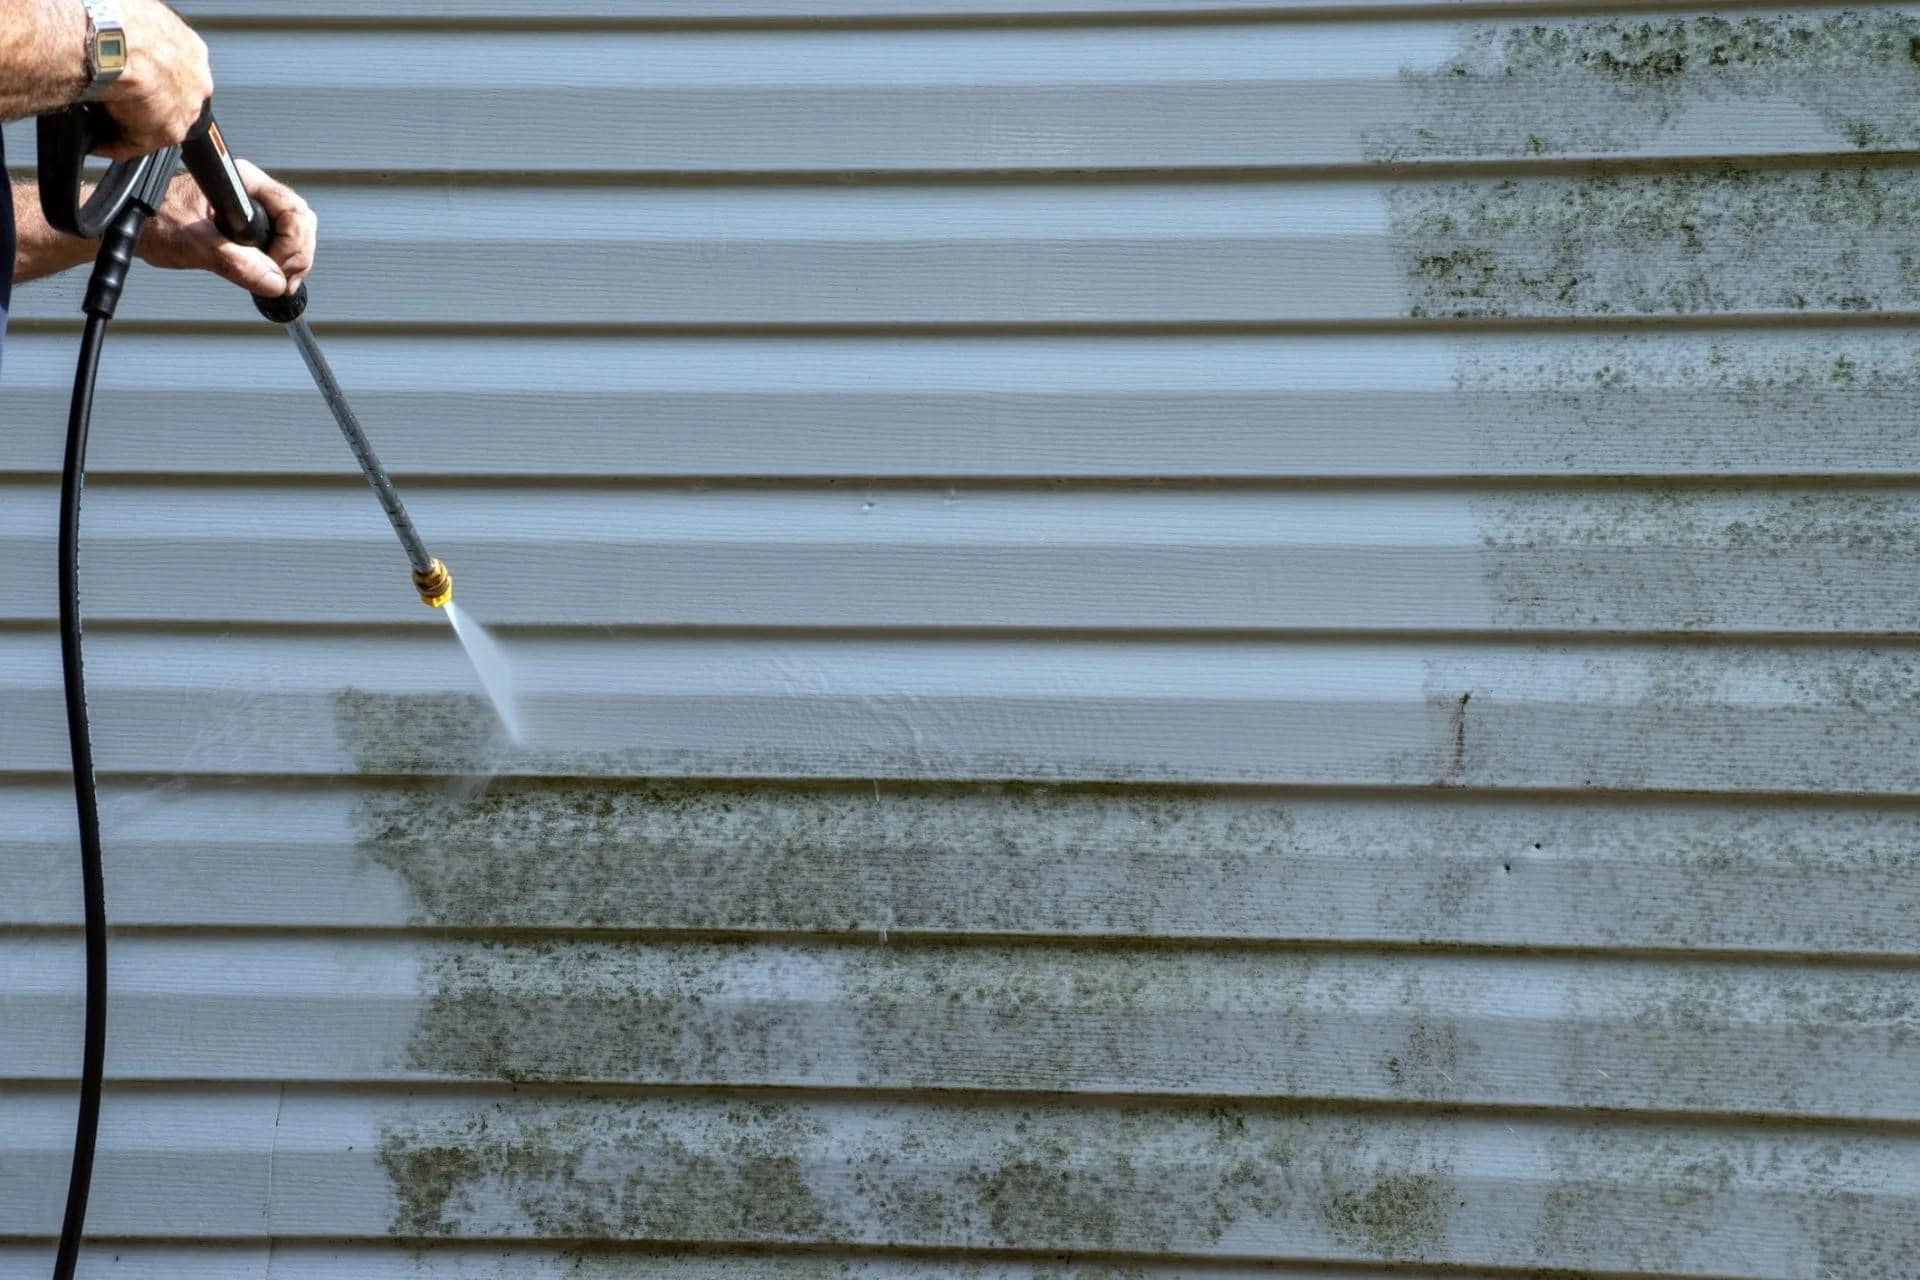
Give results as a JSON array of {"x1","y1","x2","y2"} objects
[{"x1": 412, "y1": 558, "x2": 453, "y2": 609}]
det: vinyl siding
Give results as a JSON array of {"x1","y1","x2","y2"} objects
[{"x1": 2, "y1": 4, "x2": 1917, "y2": 1278}]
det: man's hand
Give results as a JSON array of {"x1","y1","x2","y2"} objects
[
  {"x1": 11, "y1": 163, "x2": 317, "y2": 291},
  {"x1": 95, "y1": 0, "x2": 215, "y2": 159},
  {"x1": 137, "y1": 161, "x2": 317, "y2": 296}
]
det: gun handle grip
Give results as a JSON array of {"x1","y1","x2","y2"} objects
[{"x1": 181, "y1": 103, "x2": 272, "y2": 249}]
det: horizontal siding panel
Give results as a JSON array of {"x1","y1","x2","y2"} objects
[
  {"x1": 8, "y1": 783, "x2": 1918, "y2": 956},
  {"x1": 0, "y1": 1247, "x2": 1511, "y2": 1280},
  {"x1": 6, "y1": 634, "x2": 1920, "y2": 791},
  {"x1": 18, "y1": 14, "x2": 1920, "y2": 172},
  {"x1": 7, "y1": 937, "x2": 1917, "y2": 1118},
  {"x1": 4, "y1": 481, "x2": 1919, "y2": 632},
  {"x1": 0, "y1": 1091, "x2": 281, "y2": 1238},
  {"x1": 4, "y1": 1088, "x2": 1917, "y2": 1272},
  {"x1": 0, "y1": 1247, "x2": 268, "y2": 1280},
  {"x1": 6, "y1": 180, "x2": 1410, "y2": 327},
  {"x1": 171, "y1": 1, "x2": 1774, "y2": 18},
  {"x1": 14, "y1": 167, "x2": 1920, "y2": 326},
  {"x1": 7, "y1": 329, "x2": 1918, "y2": 481}
]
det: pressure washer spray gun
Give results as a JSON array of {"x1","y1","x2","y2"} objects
[
  {"x1": 39, "y1": 99, "x2": 454, "y2": 608},
  {"x1": 36, "y1": 101, "x2": 449, "y2": 1280}
]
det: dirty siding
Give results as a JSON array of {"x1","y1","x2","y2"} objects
[{"x1": 3, "y1": 5, "x2": 1920, "y2": 1279}]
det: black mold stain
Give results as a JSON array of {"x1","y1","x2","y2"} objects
[
  {"x1": 1411, "y1": 645, "x2": 1920, "y2": 794},
  {"x1": 374, "y1": 1097, "x2": 1470, "y2": 1260},
  {"x1": 332, "y1": 689, "x2": 1204, "y2": 786},
  {"x1": 408, "y1": 941, "x2": 806, "y2": 1085},
  {"x1": 451, "y1": 1256, "x2": 1155, "y2": 1280},
  {"x1": 1391, "y1": 167, "x2": 1920, "y2": 319},
  {"x1": 1377, "y1": 12, "x2": 1920, "y2": 161},
  {"x1": 400, "y1": 939, "x2": 1328, "y2": 1097},
  {"x1": 1473, "y1": 487, "x2": 1920, "y2": 632},
  {"x1": 338, "y1": 690, "x2": 511, "y2": 777},
  {"x1": 1448, "y1": 332, "x2": 1920, "y2": 476},
  {"x1": 1532, "y1": 1125, "x2": 1920, "y2": 1275},
  {"x1": 1317, "y1": 1166, "x2": 1451, "y2": 1260},
  {"x1": 1384, "y1": 1014, "x2": 1465, "y2": 1105},
  {"x1": 373, "y1": 1097, "x2": 1919, "y2": 1265},
  {"x1": 1551, "y1": 962, "x2": 1919, "y2": 1116},
  {"x1": 379, "y1": 1099, "x2": 835, "y2": 1241},
  {"x1": 338, "y1": 689, "x2": 1920, "y2": 952},
  {"x1": 350, "y1": 776, "x2": 1279, "y2": 938},
  {"x1": 400, "y1": 934, "x2": 1916, "y2": 1118},
  {"x1": 942, "y1": 1117, "x2": 1294, "y2": 1254}
]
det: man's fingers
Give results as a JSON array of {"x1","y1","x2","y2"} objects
[
  {"x1": 236, "y1": 159, "x2": 318, "y2": 287},
  {"x1": 99, "y1": 93, "x2": 207, "y2": 160},
  {"x1": 275, "y1": 206, "x2": 318, "y2": 287},
  {"x1": 129, "y1": 157, "x2": 310, "y2": 296},
  {"x1": 270, "y1": 199, "x2": 317, "y2": 281},
  {"x1": 211, "y1": 239, "x2": 289, "y2": 295},
  {"x1": 95, "y1": 121, "x2": 171, "y2": 161}
]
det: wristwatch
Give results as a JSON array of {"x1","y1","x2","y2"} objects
[{"x1": 79, "y1": 0, "x2": 128, "y2": 101}]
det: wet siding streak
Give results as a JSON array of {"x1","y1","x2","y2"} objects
[{"x1": 2, "y1": 3, "x2": 1919, "y2": 1278}]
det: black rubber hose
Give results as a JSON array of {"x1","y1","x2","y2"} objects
[{"x1": 52, "y1": 311, "x2": 111, "y2": 1280}]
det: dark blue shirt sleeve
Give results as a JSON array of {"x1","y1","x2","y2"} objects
[{"x1": 0, "y1": 130, "x2": 14, "y2": 364}]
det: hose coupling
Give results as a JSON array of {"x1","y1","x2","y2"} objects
[{"x1": 412, "y1": 558, "x2": 453, "y2": 609}]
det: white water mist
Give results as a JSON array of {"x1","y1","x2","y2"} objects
[{"x1": 443, "y1": 601, "x2": 524, "y2": 742}]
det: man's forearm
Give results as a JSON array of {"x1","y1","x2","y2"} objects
[
  {"x1": 11, "y1": 180, "x2": 100, "y2": 284},
  {"x1": 4, "y1": 2, "x2": 96, "y2": 285},
  {"x1": 1, "y1": 0, "x2": 88, "y2": 122}
]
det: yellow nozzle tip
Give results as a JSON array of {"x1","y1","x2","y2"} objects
[{"x1": 412, "y1": 558, "x2": 453, "y2": 609}]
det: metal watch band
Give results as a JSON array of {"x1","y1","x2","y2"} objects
[{"x1": 80, "y1": 0, "x2": 125, "y2": 101}]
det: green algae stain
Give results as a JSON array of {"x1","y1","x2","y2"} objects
[
  {"x1": 398, "y1": 935, "x2": 1333, "y2": 1099},
  {"x1": 375, "y1": 1098, "x2": 1321, "y2": 1255},
  {"x1": 1378, "y1": 12, "x2": 1920, "y2": 161},
  {"x1": 350, "y1": 773, "x2": 1284, "y2": 936},
  {"x1": 954, "y1": 1142, "x2": 1281, "y2": 1251},
  {"x1": 1385, "y1": 1016, "x2": 1464, "y2": 1104},
  {"x1": 378, "y1": 1099, "x2": 836, "y2": 1242},
  {"x1": 1525, "y1": 1126, "x2": 1920, "y2": 1274},
  {"x1": 1449, "y1": 331, "x2": 1920, "y2": 475},
  {"x1": 372, "y1": 1097, "x2": 1920, "y2": 1267},
  {"x1": 1471, "y1": 486, "x2": 1920, "y2": 632},
  {"x1": 333, "y1": 686, "x2": 1293, "y2": 938},
  {"x1": 865, "y1": 1104, "x2": 1302, "y2": 1253},
  {"x1": 1319, "y1": 1170, "x2": 1451, "y2": 1259},
  {"x1": 372, "y1": 1105, "x2": 1297, "y2": 1251},
  {"x1": 452, "y1": 1256, "x2": 1165, "y2": 1280},
  {"x1": 338, "y1": 690, "x2": 507, "y2": 776},
  {"x1": 336, "y1": 684, "x2": 1920, "y2": 953},
  {"x1": 379, "y1": 1136, "x2": 480, "y2": 1237},
  {"x1": 404, "y1": 941, "x2": 787, "y2": 1085},
  {"x1": 330, "y1": 687, "x2": 1207, "y2": 786},
  {"x1": 839, "y1": 945, "x2": 1321, "y2": 1096},
  {"x1": 1391, "y1": 167, "x2": 1920, "y2": 320}
]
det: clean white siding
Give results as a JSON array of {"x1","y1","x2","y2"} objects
[{"x1": 3, "y1": 4, "x2": 1918, "y2": 1277}]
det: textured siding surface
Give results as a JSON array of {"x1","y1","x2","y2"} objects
[{"x1": 4, "y1": 4, "x2": 1920, "y2": 1278}]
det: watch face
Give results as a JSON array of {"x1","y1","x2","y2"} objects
[{"x1": 97, "y1": 33, "x2": 126, "y2": 72}]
